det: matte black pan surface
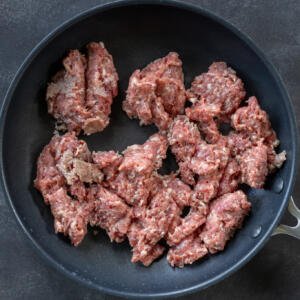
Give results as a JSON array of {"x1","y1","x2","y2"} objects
[{"x1": 0, "y1": 0, "x2": 298, "y2": 298}]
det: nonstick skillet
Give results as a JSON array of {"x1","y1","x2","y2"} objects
[{"x1": 0, "y1": 0, "x2": 299, "y2": 298}]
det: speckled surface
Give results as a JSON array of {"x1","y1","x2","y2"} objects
[{"x1": 1, "y1": 1, "x2": 300, "y2": 299}]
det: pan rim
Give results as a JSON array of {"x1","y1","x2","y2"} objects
[{"x1": 0, "y1": 0, "x2": 298, "y2": 298}]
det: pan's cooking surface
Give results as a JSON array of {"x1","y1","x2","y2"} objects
[{"x1": 0, "y1": 1, "x2": 297, "y2": 298}]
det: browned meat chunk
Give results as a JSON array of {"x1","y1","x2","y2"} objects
[
  {"x1": 186, "y1": 62, "x2": 246, "y2": 120},
  {"x1": 89, "y1": 185, "x2": 132, "y2": 243},
  {"x1": 108, "y1": 133, "x2": 168, "y2": 206},
  {"x1": 123, "y1": 52, "x2": 186, "y2": 130},
  {"x1": 52, "y1": 133, "x2": 103, "y2": 202},
  {"x1": 201, "y1": 190, "x2": 251, "y2": 254},
  {"x1": 46, "y1": 42, "x2": 118, "y2": 135},
  {"x1": 167, "y1": 233, "x2": 208, "y2": 267}
]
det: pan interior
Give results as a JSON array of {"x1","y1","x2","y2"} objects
[{"x1": 1, "y1": 3, "x2": 295, "y2": 297}]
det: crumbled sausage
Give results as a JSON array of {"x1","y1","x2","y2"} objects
[
  {"x1": 128, "y1": 187, "x2": 175, "y2": 265},
  {"x1": 201, "y1": 191, "x2": 251, "y2": 253},
  {"x1": 232, "y1": 96, "x2": 276, "y2": 144},
  {"x1": 46, "y1": 42, "x2": 118, "y2": 135},
  {"x1": 34, "y1": 133, "x2": 98, "y2": 245},
  {"x1": 123, "y1": 52, "x2": 186, "y2": 130},
  {"x1": 108, "y1": 133, "x2": 168, "y2": 206},
  {"x1": 186, "y1": 62, "x2": 246, "y2": 120},
  {"x1": 167, "y1": 232, "x2": 208, "y2": 267},
  {"x1": 167, "y1": 204, "x2": 208, "y2": 246},
  {"x1": 92, "y1": 150, "x2": 122, "y2": 181},
  {"x1": 239, "y1": 143, "x2": 268, "y2": 188},
  {"x1": 217, "y1": 159, "x2": 241, "y2": 196},
  {"x1": 168, "y1": 115, "x2": 201, "y2": 161},
  {"x1": 36, "y1": 56, "x2": 286, "y2": 267},
  {"x1": 231, "y1": 96, "x2": 286, "y2": 174},
  {"x1": 89, "y1": 185, "x2": 132, "y2": 243}
]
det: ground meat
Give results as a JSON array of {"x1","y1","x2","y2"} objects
[
  {"x1": 178, "y1": 161, "x2": 197, "y2": 186},
  {"x1": 189, "y1": 142, "x2": 230, "y2": 176},
  {"x1": 89, "y1": 185, "x2": 132, "y2": 243},
  {"x1": 168, "y1": 116, "x2": 230, "y2": 187},
  {"x1": 47, "y1": 188, "x2": 93, "y2": 246},
  {"x1": 186, "y1": 62, "x2": 246, "y2": 120},
  {"x1": 34, "y1": 141, "x2": 66, "y2": 201},
  {"x1": 168, "y1": 115, "x2": 201, "y2": 161},
  {"x1": 232, "y1": 96, "x2": 276, "y2": 144},
  {"x1": 34, "y1": 133, "x2": 97, "y2": 245},
  {"x1": 191, "y1": 137, "x2": 231, "y2": 205},
  {"x1": 197, "y1": 114, "x2": 221, "y2": 144},
  {"x1": 239, "y1": 143, "x2": 268, "y2": 188},
  {"x1": 201, "y1": 190, "x2": 251, "y2": 254},
  {"x1": 167, "y1": 204, "x2": 208, "y2": 246},
  {"x1": 36, "y1": 56, "x2": 286, "y2": 268},
  {"x1": 46, "y1": 42, "x2": 118, "y2": 135},
  {"x1": 47, "y1": 50, "x2": 87, "y2": 133},
  {"x1": 108, "y1": 133, "x2": 168, "y2": 206},
  {"x1": 50, "y1": 133, "x2": 103, "y2": 202},
  {"x1": 227, "y1": 131, "x2": 253, "y2": 157},
  {"x1": 160, "y1": 175, "x2": 192, "y2": 208},
  {"x1": 192, "y1": 174, "x2": 221, "y2": 204},
  {"x1": 231, "y1": 96, "x2": 286, "y2": 173},
  {"x1": 123, "y1": 52, "x2": 186, "y2": 130},
  {"x1": 138, "y1": 244, "x2": 165, "y2": 267},
  {"x1": 92, "y1": 150, "x2": 122, "y2": 181},
  {"x1": 83, "y1": 42, "x2": 119, "y2": 134},
  {"x1": 127, "y1": 175, "x2": 192, "y2": 266},
  {"x1": 156, "y1": 175, "x2": 210, "y2": 247},
  {"x1": 267, "y1": 147, "x2": 287, "y2": 171},
  {"x1": 35, "y1": 132, "x2": 102, "y2": 194},
  {"x1": 217, "y1": 159, "x2": 241, "y2": 196},
  {"x1": 168, "y1": 116, "x2": 203, "y2": 185},
  {"x1": 167, "y1": 232, "x2": 208, "y2": 267},
  {"x1": 129, "y1": 187, "x2": 176, "y2": 265}
]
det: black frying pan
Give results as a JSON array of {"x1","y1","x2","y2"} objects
[{"x1": 0, "y1": 0, "x2": 298, "y2": 298}]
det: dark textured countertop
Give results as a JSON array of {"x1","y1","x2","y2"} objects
[{"x1": 1, "y1": 1, "x2": 300, "y2": 299}]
